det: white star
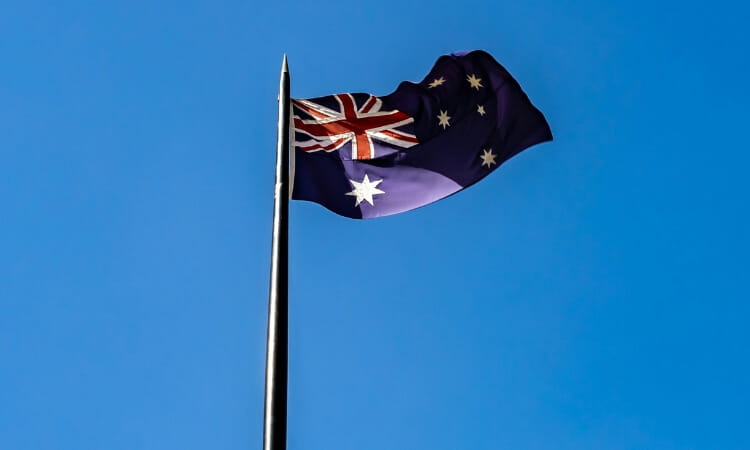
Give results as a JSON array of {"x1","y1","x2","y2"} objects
[
  {"x1": 345, "y1": 174, "x2": 385, "y2": 206},
  {"x1": 428, "y1": 77, "x2": 446, "y2": 88},
  {"x1": 467, "y1": 73, "x2": 483, "y2": 90},
  {"x1": 480, "y1": 149, "x2": 497, "y2": 168},
  {"x1": 477, "y1": 104, "x2": 486, "y2": 116},
  {"x1": 437, "y1": 110, "x2": 451, "y2": 129}
]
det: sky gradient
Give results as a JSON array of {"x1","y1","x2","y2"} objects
[{"x1": 1, "y1": 1, "x2": 749, "y2": 449}]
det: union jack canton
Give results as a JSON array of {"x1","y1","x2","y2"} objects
[{"x1": 293, "y1": 93, "x2": 418, "y2": 160}]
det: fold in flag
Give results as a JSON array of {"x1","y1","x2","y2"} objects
[{"x1": 291, "y1": 50, "x2": 552, "y2": 219}]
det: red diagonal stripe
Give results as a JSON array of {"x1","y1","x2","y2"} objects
[
  {"x1": 292, "y1": 100, "x2": 331, "y2": 119},
  {"x1": 360, "y1": 95, "x2": 378, "y2": 113},
  {"x1": 297, "y1": 137, "x2": 347, "y2": 152}
]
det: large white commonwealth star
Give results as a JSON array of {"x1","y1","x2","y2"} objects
[{"x1": 346, "y1": 174, "x2": 385, "y2": 206}]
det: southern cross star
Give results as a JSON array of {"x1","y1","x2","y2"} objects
[
  {"x1": 428, "y1": 77, "x2": 446, "y2": 88},
  {"x1": 345, "y1": 174, "x2": 385, "y2": 206},
  {"x1": 477, "y1": 104, "x2": 486, "y2": 116},
  {"x1": 437, "y1": 110, "x2": 451, "y2": 129},
  {"x1": 480, "y1": 149, "x2": 497, "y2": 168},
  {"x1": 467, "y1": 73, "x2": 483, "y2": 90}
]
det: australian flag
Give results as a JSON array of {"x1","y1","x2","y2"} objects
[{"x1": 291, "y1": 50, "x2": 552, "y2": 219}]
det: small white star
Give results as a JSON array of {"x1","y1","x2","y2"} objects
[
  {"x1": 477, "y1": 104, "x2": 486, "y2": 116},
  {"x1": 345, "y1": 174, "x2": 385, "y2": 206},
  {"x1": 467, "y1": 73, "x2": 483, "y2": 90},
  {"x1": 428, "y1": 77, "x2": 446, "y2": 88},
  {"x1": 437, "y1": 110, "x2": 451, "y2": 129},
  {"x1": 480, "y1": 149, "x2": 497, "y2": 168}
]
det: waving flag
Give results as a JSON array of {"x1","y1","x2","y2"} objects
[{"x1": 291, "y1": 50, "x2": 552, "y2": 219}]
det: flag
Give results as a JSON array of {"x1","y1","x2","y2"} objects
[{"x1": 291, "y1": 50, "x2": 552, "y2": 219}]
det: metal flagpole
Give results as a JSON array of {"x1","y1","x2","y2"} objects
[{"x1": 264, "y1": 55, "x2": 290, "y2": 450}]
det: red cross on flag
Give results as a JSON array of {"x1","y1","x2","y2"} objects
[{"x1": 293, "y1": 94, "x2": 419, "y2": 160}]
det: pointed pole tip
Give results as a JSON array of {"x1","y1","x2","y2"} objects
[{"x1": 281, "y1": 54, "x2": 288, "y2": 73}]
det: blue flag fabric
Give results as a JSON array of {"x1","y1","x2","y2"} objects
[{"x1": 291, "y1": 50, "x2": 552, "y2": 219}]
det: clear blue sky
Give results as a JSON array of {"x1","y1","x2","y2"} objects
[{"x1": 2, "y1": 1, "x2": 749, "y2": 449}]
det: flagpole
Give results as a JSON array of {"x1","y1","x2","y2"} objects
[{"x1": 264, "y1": 54, "x2": 290, "y2": 450}]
